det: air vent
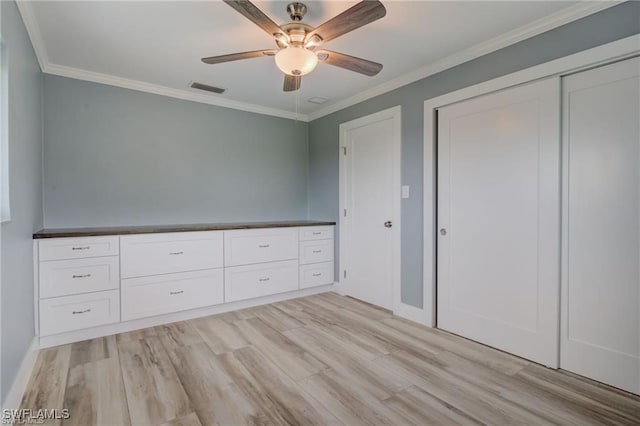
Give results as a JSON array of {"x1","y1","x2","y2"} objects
[
  {"x1": 308, "y1": 96, "x2": 329, "y2": 104},
  {"x1": 190, "y1": 82, "x2": 225, "y2": 94}
]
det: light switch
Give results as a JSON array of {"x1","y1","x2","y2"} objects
[{"x1": 401, "y1": 185, "x2": 410, "y2": 199}]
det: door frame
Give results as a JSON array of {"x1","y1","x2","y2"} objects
[
  {"x1": 338, "y1": 105, "x2": 402, "y2": 313},
  {"x1": 422, "y1": 34, "x2": 640, "y2": 327}
]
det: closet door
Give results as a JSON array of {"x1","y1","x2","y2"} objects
[
  {"x1": 437, "y1": 78, "x2": 561, "y2": 367},
  {"x1": 561, "y1": 57, "x2": 640, "y2": 394}
]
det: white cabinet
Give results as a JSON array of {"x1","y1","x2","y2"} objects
[
  {"x1": 40, "y1": 256, "x2": 119, "y2": 299},
  {"x1": 39, "y1": 236, "x2": 119, "y2": 261},
  {"x1": 298, "y1": 227, "x2": 334, "y2": 288},
  {"x1": 300, "y1": 240, "x2": 334, "y2": 265},
  {"x1": 300, "y1": 262, "x2": 334, "y2": 289},
  {"x1": 121, "y1": 231, "x2": 224, "y2": 319},
  {"x1": 40, "y1": 290, "x2": 120, "y2": 336},
  {"x1": 122, "y1": 269, "x2": 224, "y2": 321},
  {"x1": 34, "y1": 223, "x2": 334, "y2": 342},
  {"x1": 224, "y1": 228, "x2": 298, "y2": 266},
  {"x1": 121, "y1": 232, "x2": 223, "y2": 278},
  {"x1": 300, "y1": 226, "x2": 334, "y2": 241},
  {"x1": 225, "y1": 260, "x2": 299, "y2": 303}
]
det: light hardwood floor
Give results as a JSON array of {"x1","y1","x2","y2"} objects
[{"x1": 20, "y1": 292, "x2": 640, "y2": 425}]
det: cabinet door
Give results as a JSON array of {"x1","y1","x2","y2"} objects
[
  {"x1": 561, "y1": 57, "x2": 640, "y2": 394},
  {"x1": 121, "y1": 231, "x2": 223, "y2": 278},
  {"x1": 224, "y1": 228, "x2": 298, "y2": 266},
  {"x1": 121, "y1": 269, "x2": 224, "y2": 321}
]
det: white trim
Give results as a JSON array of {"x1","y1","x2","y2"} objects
[
  {"x1": 394, "y1": 302, "x2": 427, "y2": 324},
  {"x1": 338, "y1": 106, "x2": 402, "y2": 313},
  {"x1": 423, "y1": 34, "x2": 640, "y2": 328},
  {"x1": 1, "y1": 338, "x2": 38, "y2": 411},
  {"x1": 15, "y1": 0, "x2": 620, "y2": 122},
  {"x1": 44, "y1": 64, "x2": 309, "y2": 121},
  {"x1": 308, "y1": 1, "x2": 621, "y2": 121},
  {"x1": 14, "y1": 1, "x2": 48, "y2": 71},
  {"x1": 39, "y1": 284, "x2": 335, "y2": 348}
]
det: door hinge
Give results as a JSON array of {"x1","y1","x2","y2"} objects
[
  {"x1": 342, "y1": 146, "x2": 347, "y2": 155},
  {"x1": 343, "y1": 209, "x2": 347, "y2": 217},
  {"x1": 343, "y1": 270, "x2": 347, "y2": 279}
]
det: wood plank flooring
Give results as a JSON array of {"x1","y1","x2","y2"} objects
[{"x1": 20, "y1": 292, "x2": 640, "y2": 425}]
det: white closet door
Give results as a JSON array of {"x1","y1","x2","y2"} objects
[
  {"x1": 437, "y1": 78, "x2": 561, "y2": 367},
  {"x1": 561, "y1": 57, "x2": 640, "y2": 394}
]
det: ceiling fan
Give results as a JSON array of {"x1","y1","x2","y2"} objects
[{"x1": 202, "y1": 0, "x2": 386, "y2": 92}]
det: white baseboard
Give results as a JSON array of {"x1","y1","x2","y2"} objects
[
  {"x1": 393, "y1": 302, "x2": 432, "y2": 327},
  {"x1": 39, "y1": 284, "x2": 335, "y2": 348},
  {"x1": 1, "y1": 337, "x2": 39, "y2": 411},
  {"x1": 332, "y1": 281, "x2": 347, "y2": 296}
]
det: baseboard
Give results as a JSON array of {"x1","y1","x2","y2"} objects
[
  {"x1": 39, "y1": 284, "x2": 335, "y2": 348},
  {"x1": 1, "y1": 337, "x2": 39, "y2": 411},
  {"x1": 332, "y1": 281, "x2": 347, "y2": 296},
  {"x1": 393, "y1": 301, "x2": 432, "y2": 326}
]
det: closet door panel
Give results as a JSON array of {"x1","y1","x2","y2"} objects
[
  {"x1": 437, "y1": 77, "x2": 561, "y2": 367},
  {"x1": 562, "y1": 57, "x2": 640, "y2": 394}
]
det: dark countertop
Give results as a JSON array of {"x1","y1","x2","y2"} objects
[{"x1": 33, "y1": 220, "x2": 336, "y2": 239}]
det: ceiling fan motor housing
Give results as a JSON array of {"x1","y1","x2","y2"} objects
[{"x1": 287, "y1": 2, "x2": 307, "y2": 21}]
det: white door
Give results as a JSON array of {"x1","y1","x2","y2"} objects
[
  {"x1": 561, "y1": 57, "x2": 640, "y2": 394},
  {"x1": 437, "y1": 78, "x2": 561, "y2": 367},
  {"x1": 340, "y1": 106, "x2": 401, "y2": 310}
]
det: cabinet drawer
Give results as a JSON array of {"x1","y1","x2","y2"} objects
[
  {"x1": 299, "y1": 239, "x2": 334, "y2": 265},
  {"x1": 40, "y1": 256, "x2": 119, "y2": 299},
  {"x1": 300, "y1": 262, "x2": 335, "y2": 289},
  {"x1": 40, "y1": 290, "x2": 119, "y2": 336},
  {"x1": 121, "y1": 269, "x2": 224, "y2": 321},
  {"x1": 224, "y1": 228, "x2": 298, "y2": 267},
  {"x1": 225, "y1": 260, "x2": 298, "y2": 303},
  {"x1": 299, "y1": 226, "x2": 334, "y2": 241},
  {"x1": 121, "y1": 231, "x2": 223, "y2": 278},
  {"x1": 39, "y1": 236, "x2": 119, "y2": 261}
]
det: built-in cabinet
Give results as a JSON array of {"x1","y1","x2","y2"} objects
[{"x1": 34, "y1": 223, "x2": 334, "y2": 344}]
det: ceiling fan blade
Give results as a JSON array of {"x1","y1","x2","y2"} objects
[
  {"x1": 307, "y1": 1, "x2": 386, "y2": 44},
  {"x1": 317, "y1": 50, "x2": 382, "y2": 76},
  {"x1": 201, "y1": 50, "x2": 276, "y2": 65},
  {"x1": 283, "y1": 75, "x2": 301, "y2": 92},
  {"x1": 224, "y1": 1, "x2": 283, "y2": 37}
]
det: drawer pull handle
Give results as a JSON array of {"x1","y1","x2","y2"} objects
[
  {"x1": 312, "y1": 232, "x2": 322, "y2": 235},
  {"x1": 258, "y1": 244, "x2": 270, "y2": 248},
  {"x1": 72, "y1": 309, "x2": 91, "y2": 315},
  {"x1": 313, "y1": 250, "x2": 322, "y2": 254},
  {"x1": 72, "y1": 274, "x2": 92, "y2": 279},
  {"x1": 170, "y1": 290, "x2": 184, "y2": 295},
  {"x1": 312, "y1": 273, "x2": 322, "y2": 277},
  {"x1": 72, "y1": 246, "x2": 90, "y2": 251},
  {"x1": 169, "y1": 251, "x2": 184, "y2": 255},
  {"x1": 258, "y1": 277, "x2": 270, "y2": 282}
]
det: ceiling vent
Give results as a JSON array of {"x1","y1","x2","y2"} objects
[
  {"x1": 190, "y1": 81, "x2": 225, "y2": 94},
  {"x1": 308, "y1": 96, "x2": 329, "y2": 104}
]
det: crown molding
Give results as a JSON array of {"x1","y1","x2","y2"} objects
[
  {"x1": 44, "y1": 64, "x2": 310, "y2": 121},
  {"x1": 15, "y1": 0, "x2": 621, "y2": 123},
  {"x1": 15, "y1": 0, "x2": 48, "y2": 70},
  {"x1": 306, "y1": 0, "x2": 623, "y2": 121}
]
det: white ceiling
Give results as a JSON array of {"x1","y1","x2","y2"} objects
[{"x1": 19, "y1": 1, "x2": 612, "y2": 120}]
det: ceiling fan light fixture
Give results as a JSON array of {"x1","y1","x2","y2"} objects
[{"x1": 275, "y1": 47, "x2": 318, "y2": 76}]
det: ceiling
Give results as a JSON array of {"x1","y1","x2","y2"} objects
[{"x1": 19, "y1": 1, "x2": 612, "y2": 120}]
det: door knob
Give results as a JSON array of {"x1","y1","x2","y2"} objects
[
  {"x1": 440, "y1": 228, "x2": 447, "y2": 236},
  {"x1": 384, "y1": 221, "x2": 393, "y2": 228}
]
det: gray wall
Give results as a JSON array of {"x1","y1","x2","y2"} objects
[
  {"x1": 43, "y1": 75, "x2": 309, "y2": 228},
  {"x1": 308, "y1": 1, "x2": 640, "y2": 308},
  {"x1": 1, "y1": 0, "x2": 43, "y2": 402}
]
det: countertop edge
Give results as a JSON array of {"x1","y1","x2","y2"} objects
[{"x1": 33, "y1": 221, "x2": 337, "y2": 239}]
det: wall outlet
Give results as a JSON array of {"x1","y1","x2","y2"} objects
[{"x1": 402, "y1": 185, "x2": 410, "y2": 198}]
